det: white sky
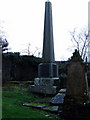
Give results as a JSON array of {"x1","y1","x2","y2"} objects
[{"x1": 0, "y1": 0, "x2": 89, "y2": 60}]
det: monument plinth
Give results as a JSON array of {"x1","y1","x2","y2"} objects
[{"x1": 29, "y1": 1, "x2": 60, "y2": 95}]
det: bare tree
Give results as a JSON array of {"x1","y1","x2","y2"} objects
[
  {"x1": 69, "y1": 27, "x2": 90, "y2": 61},
  {"x1": 21, "y1": 43, "x2": 31, "y2": 55},
  {"x1": 0, "y1": 22, "x2": 9, "y2": 51},
  {"x1": 21, "y1": 43, "x2": 42, "y2": 57}
]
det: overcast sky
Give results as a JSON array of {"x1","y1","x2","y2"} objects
[{"x1": 0, "y1": 0, "x2": 89, "y2": 60}]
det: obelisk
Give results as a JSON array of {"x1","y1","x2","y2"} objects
[
  {"x1": 38, "y1": 1, "x2": 58, "y2": 78},
  {"x1": 29, "y1": 1, "x2": 60, "y2": 95},
  {"x1": 42, "y1": 1, "x2": 55, "y2": 62}
]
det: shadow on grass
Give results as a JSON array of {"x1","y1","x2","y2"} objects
[{"x1": 2, "y1": 82, "x2": 62, "y2": 120}]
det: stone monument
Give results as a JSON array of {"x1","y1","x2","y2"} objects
[
  {"x1": 29, "y1": 1, "x2": 60, "y2": 95},
  {"x1": 59, "y1": 50, "x2": 90, "y2": 119},
  {"x1": 66, "y1": 50, "x2": 88, "y2": 103}
]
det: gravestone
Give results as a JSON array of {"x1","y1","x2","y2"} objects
[
  {"x1": 29, "y1": 1, "x2": 60, "y2": 95},
  {"x1": 59, "y1": 50, "x2": 90, "y2": 119},
  {"x1": 66, "y1": 49, "x2": 88, "y2": 103}
]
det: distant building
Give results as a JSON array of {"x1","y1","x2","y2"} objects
[{"x1": 88, "y1": 1, "x2": 90, "y2": 62}]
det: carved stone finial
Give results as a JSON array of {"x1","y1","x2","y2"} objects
[{"x1": 71, "y1": 49, "x2": 83, "y2": 62}]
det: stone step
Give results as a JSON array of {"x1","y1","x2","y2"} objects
[{"x1": 22, "y1": 103, "x2": 59, "y2": 114}]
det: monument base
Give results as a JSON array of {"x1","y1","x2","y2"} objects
[{"x1": 29, "y1": 77, "x2": 60, "y2": 95}]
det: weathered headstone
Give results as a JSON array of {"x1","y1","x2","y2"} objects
[
  {"x1": 59, "y1": 50, "x2": 90, "y2": 119},
  {"x1": 29, "y1": 1, "x2": 60, "y2": 95},
  {"x1": 66, "y1": 49, "x2": 88, "y2": 103}
]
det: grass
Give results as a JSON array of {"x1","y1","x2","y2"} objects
[
  {"x1": 2, "y1": 82, "x2": 90, "y2": 119},
  {"x1": 2, "y1": 82, "x2": 62, "y2": 120}
]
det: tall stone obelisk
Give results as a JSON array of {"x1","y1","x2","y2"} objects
[
  {"x1": 29, "y1": 1, "x2": 60, "y2": 95},
  {"x1": 38, "y1": 1, "x2": 58, "y2": 78},
  {"x1": 43, "y1": 1, "x2": 55, "y2": 63}
]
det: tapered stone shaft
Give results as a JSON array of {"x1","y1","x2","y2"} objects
[
  {"x1": 38, "y1": 1, "x2": 58, "y2": 78},
  {"x1": 42, "y1": 1, "x2": 55, "y2": 62},
  {"x1": 29, "y1": 1, "x2": 60, "y2": 95}
]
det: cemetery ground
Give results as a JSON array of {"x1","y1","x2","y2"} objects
[{"x1": 2, "y1": 81, "x2": 62, "y2": 120}]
